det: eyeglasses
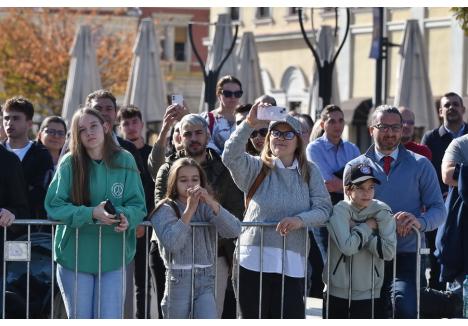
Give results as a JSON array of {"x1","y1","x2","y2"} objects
[
  {"x1": 402, "y1": 120, "x2": 415, "y2": 126},
  {"x1": 372, "y1": 124, "x2": 402, "y2": 133},
  {"x1": 44, "y1": 128, "x2": 66, "y2": 137},
  {"x1": 221, "y1": 90, "x2": 243, "y2": 98},
  {"x1": 270, "y1": 129, "x2": 297, "y2": 140},
  {"x1": 250, "y1": 128, "x2": 268, "y2": 138}
]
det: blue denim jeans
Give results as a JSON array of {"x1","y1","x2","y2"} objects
[
  {"x1": 56, "y1": 264, "x2": 126, "y2": 319},
  {"x1": 381, "y1": 253, "x2": 426, "y2": 318},
  {"x1": 162, "y1": 266, "x2": 217, "y2": 319}
]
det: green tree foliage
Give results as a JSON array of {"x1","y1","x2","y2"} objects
[{"x1": 452, "y1": 7, "x2": 468, "y2": 36}]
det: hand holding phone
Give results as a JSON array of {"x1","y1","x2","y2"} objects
[
  {"x1": 257, "y1": 105, "x2": 288, "y2": 121},
  {"x1": 171, "y1": 94, "x2": 184, "y2": 106},
  {"x1": 104, "y1": 199, "x2": 116, "y2": 216}
]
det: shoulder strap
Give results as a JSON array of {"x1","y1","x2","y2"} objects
[
  {"x1": 244, "y1": 164, "x2": 269, "y2": 211},
  {"x1": 208, "y1": 111, "x2": 215, "y2": 135},
  {"x1": 166, "y1": 199, "x2": 181, "y2": 219}
]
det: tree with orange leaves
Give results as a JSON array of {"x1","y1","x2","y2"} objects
[{"x1": 0, "y1": 8, "x2": 135, "y2": 116}]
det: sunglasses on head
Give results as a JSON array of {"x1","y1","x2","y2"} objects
[
  {"x1": 221, "y1": 90, "x2": 243, "y2": 98},
  {"x1": 250, "y1": 128, "x2": 268, "y2": 138},
  {"x1": 270, "y1": 129, "x2": 296, "y2": 140}
]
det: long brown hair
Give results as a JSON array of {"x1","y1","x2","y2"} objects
[
  {"x1": 153, "y1": 158, "x2": 209, "y2": 214},
  {"x1": 69, "y1": 107, "x2": 121, "y2": 205},
  {"x1": 260, "y1": 127, "x2": 310, "y2": 183}
]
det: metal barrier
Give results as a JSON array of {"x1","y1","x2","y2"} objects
[
  {"x1": 324, "y1": 225, "x2": 429, "y2": 319},
  {"x1": 1, "y1": 220, "x2": 312, "y2": 319},
  {"x1": 2, "y1": 220, "x2": 431, "y2": 319}
]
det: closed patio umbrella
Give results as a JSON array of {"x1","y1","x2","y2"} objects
[
  {"x1": 61, "y1": 25, "x2": 101, "y2": 125},
  {"x1": 124, "y1": 18, "x2": 167, "y2": 124},
  {"x1": 394, "y1": 19, "x2": 438, "y2": 130},
  {"x1": 236, "y1": 32, "x2": 264, "y2": 104}
]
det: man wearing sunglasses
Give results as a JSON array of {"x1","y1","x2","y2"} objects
[
  {"x1": 344, "y1": 105, "x2": 445, "y2": 318},
  {"x1": 202, "y1": 75, "x2": 243, "y2": 155}
]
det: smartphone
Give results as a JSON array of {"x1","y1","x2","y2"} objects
[
  {"x1": 171, "y1": 94, "x2": 184, "y2": 106},
  {"x1": 104, "y1": 199, "x2": 116, "y2": 216},
  {"x1": 257, "y1": 106, "x2": 288, "y2": 121}
]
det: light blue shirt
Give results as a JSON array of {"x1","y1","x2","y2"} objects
[
  {"x1": 375, "y1": 147, "x2": 399, "y2": 172},
  {"x1": 443, "y1": 124, "x2": 465, "y2": 139},
  {"x1": 306, "y1": 135, "x2": 360, "y2": 181}
]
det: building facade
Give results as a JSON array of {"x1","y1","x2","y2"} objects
[{"x1": 209, "y1": 7, "x2": 468, "y2": 150}]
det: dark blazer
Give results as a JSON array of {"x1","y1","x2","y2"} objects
[{"x1": 421, "y1": 123, "x2": 468, "y2": 195}]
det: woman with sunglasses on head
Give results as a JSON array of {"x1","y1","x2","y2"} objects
[
  {"x1": 37, "y1": 116, "x2": 67, "y2": 169},
  {"x1": 202, "y1": 75, "x2": 243, "y2": 155},
  {"x1": 222, "y1": 101, "x2": 332, "y2": 318}
]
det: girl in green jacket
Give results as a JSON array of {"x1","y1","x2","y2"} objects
[{"x1": 45, "y1": 108, "x2": 146, "y2": 319}]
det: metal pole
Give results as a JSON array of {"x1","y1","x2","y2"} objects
[{"x1": 259, "y1": 226, "x2": 264, "y2": 318}]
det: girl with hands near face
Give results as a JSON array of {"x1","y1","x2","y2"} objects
[{"x1": 151, "y1": 158, "x2": 241, "y2": 318}]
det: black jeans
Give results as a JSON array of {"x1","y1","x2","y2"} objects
[
  {"x1": 148, "y1": 240, "x2": 166, "y2": 319},
  {"x1": 324, "y1": 294, "x2": 385, "y2": 318},
  {"x1": 134, "y1": 234, "x2": 152, "y2": 318},
  {"x1": 238, "y1": 266, "x2": 305, "y2": 319}
]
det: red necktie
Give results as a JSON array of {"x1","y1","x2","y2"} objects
[{"x1": 383, "y1": 156, "x2": 393, "y2": 175}]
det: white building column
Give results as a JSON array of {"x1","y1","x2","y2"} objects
[
  {"x1": 164, "y1": 25, "x2": 175, "y2": 61},
  {"x1": 337, "y1": 7, "x2": 352, "y2": 102}
]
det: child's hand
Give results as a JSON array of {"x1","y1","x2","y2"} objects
[
  {"x1": 186, "y1": 186, "x2": 201, "y2": 211},
  {"x1": 365, "y1": 218, "x2": 378, "y2": 230},
  {"x1": 197, "y1": 186, "x2": 220, "y2": 215}
]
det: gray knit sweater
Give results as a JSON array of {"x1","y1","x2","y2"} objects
[
  {"x1": 222, "y1": 121, "x2": 332, "y2": 255},
  {"x1": 151, "y1": 200, "x2": 241, "y2": 267}
]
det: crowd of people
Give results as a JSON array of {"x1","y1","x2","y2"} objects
[{"x1": 0, "y1": 74, "x2": 467, "y2": 319}]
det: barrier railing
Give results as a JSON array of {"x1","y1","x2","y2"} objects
[
  {"x1": 324, "y1": 225, "x2": 428, "y2": 319},
  {"x1": 2, "y1": 220, "x2": 428, "y2": 319}
]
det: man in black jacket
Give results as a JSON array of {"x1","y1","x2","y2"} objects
[
  {"x1": 1, "y1": 97, "x2": 54, "y2": 220},
  {"x1": 0, "y1": 143, "x2": 30, "y2": 318},
  {"x1": 421, "y1": 92, "x2": 467, "y2": 290}
]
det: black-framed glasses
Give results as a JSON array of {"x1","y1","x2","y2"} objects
[
  {"x1": 250, "y1": 128, "x2": 268, "y2": 138},
  {"x1": 221, "y1": 90, "x2": 243, "y2": 98},
  {"x1": 270, "y1": 129, "x2": 296, "y2": 140},
  {"x1": 372, "y1": 124, "x2": 402, "y2": 133},
  {"x1": 44, "y1": 128, "x2": 66, "y2": 137}
]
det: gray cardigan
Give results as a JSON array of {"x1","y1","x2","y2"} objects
[
  {"x1": 151, "y1": 200, "x2": 241, "y2": 267},
  {"x1": 222, "y1": 121, "x2": 332, "y2": 256}
]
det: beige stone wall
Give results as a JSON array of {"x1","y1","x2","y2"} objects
[{"x1": 207, "y1": 7, "x2": 465, "y2": 107}]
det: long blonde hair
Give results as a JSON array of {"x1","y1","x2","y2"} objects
[
  {"x1": 69, "y1": 107, "x2": 121, "y2": 205},
  {"x1": 260, "y1": 128, "x2": 310, "y2": 183}
]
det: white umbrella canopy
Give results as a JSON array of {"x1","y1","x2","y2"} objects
[
  {"x1": 124, "y1": 18, "x2": 167, "y2": 123},
  {"x1": 199, "y1": 13, "x2": 238, "y2": 112},
  {"x1": 394, "y1": 19, "x2": 438, "y2": 130},
  {"x1": 236, "y1": 32, "x2": 264, "y2": 104},
  {"x1": 61, "y1": 25, "x2": 102, "y2": 125},
  {"x1": 308, "y1": 25, "x2": 341, "y2": 120}
]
